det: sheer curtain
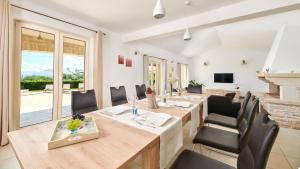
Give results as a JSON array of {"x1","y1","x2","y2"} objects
[
  {"x1": 177, "y1": 63, "x2": 189, "y2": 89},
  {"x1": 0, "y1": 0, "x2": 14, "y2": 146},
  {"x1": 93, "y1": 31, "x2": 103, "y2": 109},
  {"x1": 160, "y1": 59, "x2": 167, "y2": 94},
  {"x1": 143, "y1": 54, "x2": 149, "y2": 86}
]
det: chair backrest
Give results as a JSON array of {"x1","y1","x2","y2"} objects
[
  {"x1": 237, "y1": 91, "x2": 252, "y2": 124},
  {"x1": 237, "y1": 110, "x2": 279, "y2": 169},
  {"x1": 225, "y1": 92, "x2": 236, "y2": 100},
  {"x1": 186, "y1": 84, "x2": 202, "y2": 94},
  {"x1": 207, "y1": 95, "x2": 234, "y2": 117},
  {"x1": 71, "y1": 89, "x2": 98, "y2": 115},
  {"x1": 238, "y1": 96, "x2": 259, "y2": 149},
  {"x1": 135, "y1": 84, "x2": 146, "y2": 100},
  {"x1": 110, "y1": 86, "x2": 128, "y2": 106}
]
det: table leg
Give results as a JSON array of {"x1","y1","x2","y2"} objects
[
  {"x1": 199, "y1": 103, "x2": 204, "y2": 128},
  {"x1": 142, "y1": 139, "x2": 160, "y2": 169}
]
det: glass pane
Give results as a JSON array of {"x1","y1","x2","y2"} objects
[
  {"x1": 20, "y1": 28, "x2": 55, "y2": 127},
  {"x1": 61, "y1": 37, "x2": 86, "y2": 118}
]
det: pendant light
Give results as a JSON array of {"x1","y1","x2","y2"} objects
[
  {"x1": 183, "y1": 1, "x2": 192, "y2": 41},
  {"x1": 153, "y1": 0, "x2": 166, "y2": 19},
  {"x1": 183, "y1": 27, "x2": 192, "y2": 41}
]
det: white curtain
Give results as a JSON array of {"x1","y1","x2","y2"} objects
[
  {"x1": 93, "y1": 31, "x2": 103, "y2": 109},
  {"x1": 0, "y1": 0, "x2": 14, "y2": 146},
  {"x1": 143, "y1": 54, "x2": 149, "y2": 86},
  {"x1": 177, "y1": 63, "x2": 181, "y2": 88},
  {"x1": 160, "y1": 59, "x2": 167, "y2": 94}
]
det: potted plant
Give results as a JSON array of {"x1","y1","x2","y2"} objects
[{"x1": 186, "y1": 80, "x2": 205, "y2": 94}]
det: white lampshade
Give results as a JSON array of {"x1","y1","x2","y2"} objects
[
  {"x1": 183, "y1": 27, "x2": 192, "y2": 41},
  {"x1": 153, "y1": 0, "x2": 166, "y2": 19}
]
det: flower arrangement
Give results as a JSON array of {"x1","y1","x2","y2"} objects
[
  {"x1": 146, "y1": 87, "x2": 153, "y2": 94},
  {"x1": 167, "y1": 68, "x2": 178, "y2": 96}
]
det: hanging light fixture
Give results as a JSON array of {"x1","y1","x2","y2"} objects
[
  {"x1": 153, "y1": 0, "x2": 166, "y2": 19},
  {"x1": 183, "y1": 1, "x2": 192, "y2": 41},
  {"x1": 183, "y1": 27, "x2": 192, "y2": 41}
]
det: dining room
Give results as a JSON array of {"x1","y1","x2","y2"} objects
[{"x1": 1, "y1": 0, "x2": 300, "y2": 169}]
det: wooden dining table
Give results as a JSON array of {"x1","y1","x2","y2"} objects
[{"x1": 7, "y1": 93, "x2": 206, "y2": 169}]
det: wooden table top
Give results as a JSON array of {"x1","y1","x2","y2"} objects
[
  {"x1": 8, "y1": 93, "x2": 206, "y2": 169},
  {"x1": 8, "y1": 113, "x2": 159, "y2": 169}
]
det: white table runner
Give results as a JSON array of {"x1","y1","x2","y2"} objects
[{"x1": 95, "y1": 108, "x2": 183, "y2": 169}]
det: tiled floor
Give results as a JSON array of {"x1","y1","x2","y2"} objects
[{"x1": 0, "y1": 127, "x2": 299, "y2": 169}]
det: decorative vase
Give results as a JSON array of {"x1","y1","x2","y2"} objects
[
  {"x1": 70, "y1": 128, "x2": 79, "y2": 136},
  {"x1": 146, "y1": 93, "x2": 159, "y2": 109}
]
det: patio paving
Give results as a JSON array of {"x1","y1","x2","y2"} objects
[
  {"x1": 20, "y1": 92, "x2": 73, "y2": 127},
  {"x1": 20, "y1": 106, "x2": 71, "y2": 128}
]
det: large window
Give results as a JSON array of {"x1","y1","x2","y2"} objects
[{"x1": 16, "y1": 22, "x2": 88, "y2": 128}]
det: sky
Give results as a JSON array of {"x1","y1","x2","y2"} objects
[{"x1": 21, "y1": 51, "x2": 84, "y2": 77}]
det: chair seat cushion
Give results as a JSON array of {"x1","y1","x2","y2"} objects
[
  {"x1": 205, "y1": 113, "x2": 238, "y2": 129},
  {"x1": 193, "y1": 127, "x2": 240, "y2": 154},
  {"x1": 170, "y1": 150, "x2": 235, "y2": 169}
]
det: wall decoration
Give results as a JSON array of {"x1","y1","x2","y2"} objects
[
  {"x1": 118, "y1": 55, "x2": 124, "y2": 65},
  {"x1": 125, "y1": 58, "x2": 132, "y2": 67}
]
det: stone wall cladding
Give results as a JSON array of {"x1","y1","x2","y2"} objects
[{"x1": 266, "y1": 103, "x2": 300, "y2": 130}]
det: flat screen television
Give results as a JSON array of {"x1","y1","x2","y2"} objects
[{"x1": 214, "y1": 73, "x2": 234, "y2": 83}]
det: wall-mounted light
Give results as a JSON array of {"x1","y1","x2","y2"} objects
[
  {"x1": 241, "y1": 59, "x2": 247, "y2": 65},
  {"x1": 203, "y1": 61, "x2": 208, "y2": 66},
  {"x1": 134, "y1": 51, "x2": 140, "y2": 55}
]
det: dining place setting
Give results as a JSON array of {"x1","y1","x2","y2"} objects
[{"x1": 6, "y1": 83, "x2": 281, "y2": 169}]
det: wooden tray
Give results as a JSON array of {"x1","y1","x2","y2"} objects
[{"x1": 48, "y1": 116, "x2": 99, "y2": 149}]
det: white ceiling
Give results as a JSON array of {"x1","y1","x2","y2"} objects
[
  {"x1": 27, "y1": 0, "x2": 244, "y2": 33},
  {"x1": 144, "y1": 9, "x2": 300, "y2": 57}
]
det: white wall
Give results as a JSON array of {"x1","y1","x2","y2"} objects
[
  {"x1": 190, "y1": 46, "x2": 268, "y2": 95},
  {"x1": 102, "y1": 33, "x2": 190, "y2": 107}
]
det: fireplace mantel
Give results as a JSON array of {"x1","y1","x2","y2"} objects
[{"x1": 257, "y1": 73, "x2": 300, "y2": 100}]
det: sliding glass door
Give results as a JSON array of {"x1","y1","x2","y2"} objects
[
  {"x1": 15, "y1": 22, "x2": 88, "y2": 128},
  {"x1": 60, "y1": 36, "x2": 87, "y2": 118},
  {"x1": 18, "y1": 27, "x2": 58, "y2": 127}
]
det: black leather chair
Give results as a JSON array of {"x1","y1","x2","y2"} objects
[
  {"x1": 207, "y1": 95, "x2": 241, "y2": 118},
  {"x1": 110, "y1": 86, "x2": 128, "y2": 106},
  {"x1": 171, "y1": 110, "x2": 279, "y2": 169},
  {"x1": 204, "y1": 91, "x2": 251, "y2": 129},
  {"x1": 193, "y1": 96, "x2": 259, "y2": 154},
  {"x1": 186, "y1": 84, "x2": 202, "y2": 94},
  {"x1": 135, "y1": 84, "x2": 146, "y2": 100},
  {"x1": 71, "y1": 90, "x2": 98, "y2": 115}
]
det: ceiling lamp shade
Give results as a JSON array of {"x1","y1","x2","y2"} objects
[
  {"x1": 153, "y1": 0, "x2": 166, "y2": 19},
  {"x1": 183, "y1": 27, "x2": 192, "y2": 41}
]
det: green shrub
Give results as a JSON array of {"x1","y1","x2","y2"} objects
[{"x1": 21, "y1": 80, "x2": 83, "y2": 91}]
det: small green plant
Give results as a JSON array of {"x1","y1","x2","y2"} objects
[
  {"x1": 67, "y1": 119, "x2": 81, "y2": 131},
  {"x1": 189, "y1": 80, "x2": 205, "y2": 87}
]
